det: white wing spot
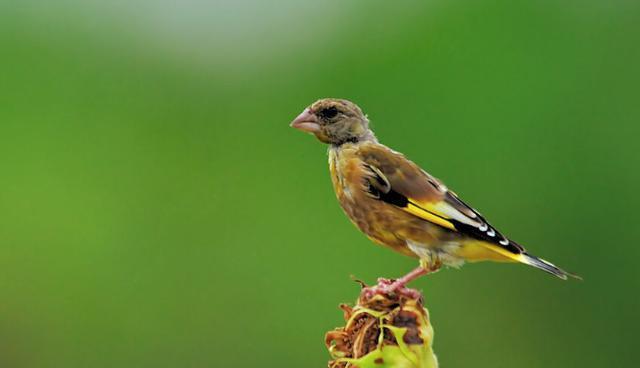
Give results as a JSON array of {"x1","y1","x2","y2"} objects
[
  {"x1": 499, "y1": 239, "x2": 509, "y2": 245},
  {"x1": 487, "y1": 229, "x2": 495, "y2": 237},
  {"x1": 479, "y1": 224, "x2": 488, "y2": 231}
]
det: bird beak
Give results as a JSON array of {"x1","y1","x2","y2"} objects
[{"x1": 290, "y1": 108, "x2": 320, "y2": 133}]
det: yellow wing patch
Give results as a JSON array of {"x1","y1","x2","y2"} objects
[
  {"x1": 404, "y1": 201, "x2": 456, "y2": 230},
  {"x1": 402, "y1": 196, "x2": 484, "y2": 231}
]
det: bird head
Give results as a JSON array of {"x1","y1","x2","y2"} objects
[{"x1": 290, "y1": 98, "x2": 373, "y2": 145}]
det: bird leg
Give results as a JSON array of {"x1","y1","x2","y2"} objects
[
  {"x1": 363, "y1": 265, "x2": 436, "y2": 299},
  {"x1": 382, "y1": 266, "x2": 429, "y2": 293}
]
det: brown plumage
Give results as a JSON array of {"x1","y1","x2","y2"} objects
[{"x1": 291, "y1": 98, "x2": 578, "y2": 292}]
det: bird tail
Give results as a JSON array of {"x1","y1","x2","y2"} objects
[{"x1": 520, "y1": 253, "x2": 582, "y2": 280}]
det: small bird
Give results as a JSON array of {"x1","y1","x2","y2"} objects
[{"x1": 291, "y1": 98, "x2": 579, "y2": 294}]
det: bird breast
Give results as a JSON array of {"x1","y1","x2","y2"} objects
[{"x1": 328, "y1": 145, "x2": 413, "y2": 254}]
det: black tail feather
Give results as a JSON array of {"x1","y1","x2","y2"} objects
[{"x1": 521, "y1": 253, "x2": 582, "y2": 280}]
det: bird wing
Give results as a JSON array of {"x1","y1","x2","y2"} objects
[{"x1": 358, "y1": 143, "x2": 524, "y2": 254}]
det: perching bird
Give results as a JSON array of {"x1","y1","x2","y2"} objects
[{"x1": 291, "y1": 98, "x2": 579, "y2": 294}]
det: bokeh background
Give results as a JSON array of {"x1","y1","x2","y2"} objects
[{"x1": 1, "y1": 1, "x2": 639, "y2": 367}]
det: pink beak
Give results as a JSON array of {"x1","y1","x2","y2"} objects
[{"x1": 290, "y1": 108, "x2": 320, "y2": 133}]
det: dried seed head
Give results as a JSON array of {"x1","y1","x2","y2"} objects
[{"x1": 325, "y1": 286, "x2": 438, "y2": 368}]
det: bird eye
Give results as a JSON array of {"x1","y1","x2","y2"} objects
[{"x1": 319, "y1": 106, "x2": 338, "y2": 120}]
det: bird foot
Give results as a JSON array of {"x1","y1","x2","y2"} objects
[
  {"x1": 360, "y1": 265, "x2": 431, "y2": 300},
  {"x1": 361, "y1": 278, "x2": 422, "y2": 300}
]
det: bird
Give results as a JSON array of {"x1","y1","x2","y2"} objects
[{"x1": 290, "y1": 98, "x2": 579, "y2": 295}]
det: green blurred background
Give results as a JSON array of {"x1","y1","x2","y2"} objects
[{"x1": 1, "y1": 1, "x2": 639, "y2": 367}]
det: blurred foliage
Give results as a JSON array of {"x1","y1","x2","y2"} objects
[{"x1": 0, "y1": 1, "x2": 639, "y2": 367}]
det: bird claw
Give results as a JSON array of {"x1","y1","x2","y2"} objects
[{"x1": 361, "y1": 278, "x2": 422, "y2": 300}]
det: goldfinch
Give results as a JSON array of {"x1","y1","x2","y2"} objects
[{"x1": 291, "y1": 98, "x2": 578, "y2": 294}]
